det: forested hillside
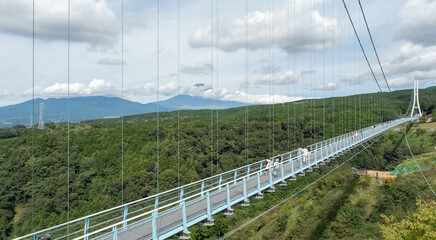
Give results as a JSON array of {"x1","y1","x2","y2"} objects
[{"x1": 1, "y1": 87, "x2": 435, "y2": 239}]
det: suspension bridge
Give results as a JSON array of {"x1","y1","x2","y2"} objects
[
  {"x1": 8, "y1": 0, "x2": 433, "y2": 239},
  {"x1": 14, "y1": 116, "x2": 417, "y2": 240}
]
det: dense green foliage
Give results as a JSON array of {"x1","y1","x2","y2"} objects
[{"x1": 0, "y1": 87, "x2": 435, "y2": 238}]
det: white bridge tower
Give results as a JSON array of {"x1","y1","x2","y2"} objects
[{"x1": 410, "y1": 80, "x2": 422, "y2": 117}]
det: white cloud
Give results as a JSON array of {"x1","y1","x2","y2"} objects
[
  {"x1": 0, "y1": 0, "x2": 118, "y2": 46},
  {"x1": 180, "y1": 63, "x2": 212, "y2": 75},
  {"x1": 25, "y1": 79, "x2": 117, "y2": 97},
  {"x1": 131, "y1": 82, "x2": 178, "y2": 96},
  {"x1": 387, "y1": 77, "x2": 413, "y2": 89},
  {"x1": 200, "y1": 87, "x2": 304, "y2": 104},
  {"x1": 179, "y1": 83, "x2": 303, "y2": 104},
  {"x1": 159, "y1": 82, "x2": 178, "y2": 96},
  {"x1": 254, "y1": 70, "x2": 297, "y2": 85},
  {"x1": 97, "y1": 57, "x2": 125, "y2": 65},
  {"x1": 395, "y1": 0, "x2": 436, "y2": 46},
  {"x1": 343, "y1": 43, "x2": 436, "y2": 89},
  {"x1": 189, "y1": 0, "x2": 340, "y2": 53},
  {"x1": 313, "y1": 82, "x2": 338, "y2": 91}
]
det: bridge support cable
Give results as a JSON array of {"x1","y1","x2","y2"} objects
[
  {"x1": 286, "y1": 0, "x2": 290, "y2": 151},
  {"x1": 177, "y1": 0, "x2": 180, "y2": 188},
  {"x1": 121, "y1": 0, "x2": 125, "y2": 205},
  {"x1": 404, "y1": 124, "x2": 436, "y2": 197},
  {"x1": 245, "y1": 0, "x2": 249, "y2": 166},
  {"x1": 322, "y1": 0, "x2": 326, "y2": 140},
  {"x1": 272, "y1": 0, "x2": 275, "y2": 155},
  {"x1": 220, "y1": 133, "x2": 387, "y2": 239},
  {"x1": 67, "y1": 0, "x2": 71, "y2": 236},
  {"x1": 341, "y1": 0, "x2": 382, "y2": 93},
  {"x1": 292, "y1": 0, "x2": 296, "y2": 148},
  {"x1": 31, "y1": 0, "x2": 35, "y2": 231},
  {"x1": 210, "y1": 0, "x2": 214, "y2": 177},
  {"x1": 216, "y1": 0, "x2": 220, "y2": 173}
]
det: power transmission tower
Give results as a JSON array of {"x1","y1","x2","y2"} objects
[
  {"x1": 410, "y1": 80, "x2": 422, "y2": 117},
  {"x1": 38, "y1": 102, "x2": 45, "y2": 130}
]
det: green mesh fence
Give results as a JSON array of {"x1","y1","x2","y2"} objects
[{"x1": 391, "y1": 161, "x2": 436, "y2": 176}]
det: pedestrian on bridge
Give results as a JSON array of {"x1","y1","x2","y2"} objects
[
  {"x1": 265, "y1": 159, "x2": 272, "y2": 177},
  {"x1": 297, "y1": 147, "x2": 303, "y2": 163},
  {"x1": 303, "y1": 147, "x2": 309, "y2": 163},
  {"x1": 274, "y1": 158, "x2": 280, "y2": 177}
]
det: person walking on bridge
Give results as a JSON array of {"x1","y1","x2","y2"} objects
[
  {"x1": 274, "y1": 157, "x2": 280, "y2": 177},
  {"x1": 303, "y1": 147, "x2": 309, "y2": 163},
  {"x1": 297, "y1": 147, "x2": 303, "y2": 163},
  {"x1": 265, "y1": 159, "x2": 272, "y2": 177}
]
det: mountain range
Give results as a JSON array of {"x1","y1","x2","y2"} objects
[{"x1": 0, "y1": 95, "x2": 247, "y2": 127}]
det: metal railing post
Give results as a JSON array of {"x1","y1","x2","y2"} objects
[
  {"x1": 299, "y1": 151, "x2": 303, "y2": 171},
  {"x1": 308, "y1": 149, "x2": 311, "y2": 168},
  {"x1": 321, "y1": 142, "x2": 324, "y2": 160},
  {"x1": 201, "y1": 181, "x2": 205, "y2": 198},
  {"x1": 226, "y1": 184, "x2": 232, "y2": 210},
  {"x1": 206, "y1": 191, "x2": 212, "y2": 221},
  {"x1": 280, "y1": 155, "x2": 285, "y2": 182},
  {"x1": 84, "y1": 217, "x2": 89, "y2": 240},
  {"x1": 123, "y1": 206, "x2": 128, "y2": 230},
  {"x1": 269, "y1": 168, "x2": 274, "y2": 188},
  {"x1": 257, "y1": 172, "x2": 261, "y2": 194},
  {"x1": 112, "y1": 226, "x2": 118, "y2": 240},
  {"x1": 234, "y1": 170, "x2": 238, "y2": 185},
  {"x1": 247, "y1": 165, "x2": 251, "y2": 180},
  {"x1": 152, "y1": 196, "x2": 158, "y2": 240},
  {"x1": 154, "y1": 195, "x2": 159, "y2": 214},
  {"x1": 180, "y1": 187, "x2": 184, "y2": 205},
  {"x1": 181, "y1": 200, "x2": 188, "y2": 233},
  {"x1": 243, "y1": 178, "x2": 248, "y2": 203},
  {"x1": 219, "y1": 174, "x2": 222, "y2": 191}
]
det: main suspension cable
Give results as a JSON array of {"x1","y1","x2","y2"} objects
[
  {"x1": 358, "y1": 0, "x2": 391, "y2": 92},
  {"x1": 341, "y1": 0, "x2": 382, "y2": 93}
]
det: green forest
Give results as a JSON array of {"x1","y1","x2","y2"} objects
[{"x1": 1, "y1": 87, "x2": 435, "y2": 239}]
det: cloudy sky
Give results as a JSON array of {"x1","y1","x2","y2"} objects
[{"x1": 0, "y1": 0, "x2": 435, "y2": 106}]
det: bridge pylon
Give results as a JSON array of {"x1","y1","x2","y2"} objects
[{"x1": 410, "y1": 80, "x2": 423, "y2": 117}]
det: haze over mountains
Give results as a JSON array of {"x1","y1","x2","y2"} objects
[{"x1": 0, "y1": 95, "x2": 247, "y2": 127}]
